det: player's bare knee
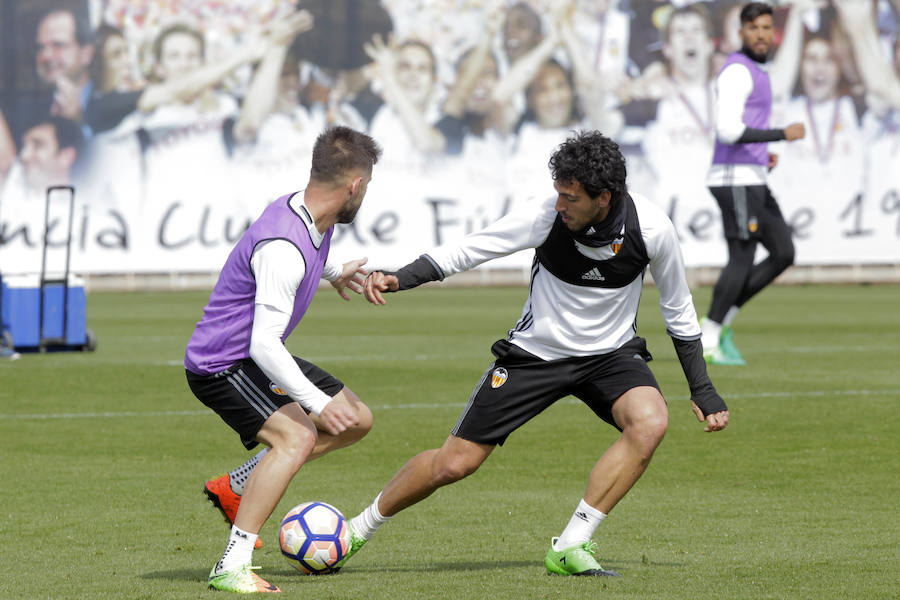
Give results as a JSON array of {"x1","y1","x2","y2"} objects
[
  {"x1": 354, "y1": 401, "x2": 373, "y2": 438},
  {"x1": 270, "y1": 426, "x2": 317, "y2": 468},
  {"x1": 627, "y1": 412, "x2": 668, "y2": 459},
  {"x1": 432, "y1": 457, "x2": 480, "y2": 486}
]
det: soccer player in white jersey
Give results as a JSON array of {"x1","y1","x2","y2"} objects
[{"x1": 338, "y1": 130, "x2": 729, "y2": 577}]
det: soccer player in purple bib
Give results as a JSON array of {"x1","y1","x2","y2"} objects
[
  {"x1": 341, "y1": 130, "x2": 729, "y2": 577},
  {"x1": 185, "y1": 126, "x2": 381, "y2": 593},
  {"x1": 701, "y1": 2, "x2": 806, "y2": 365}
]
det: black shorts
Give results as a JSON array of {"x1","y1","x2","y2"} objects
[
  {"x1": 452, "y1": 338, "x2": 661, "y2": 446},
  {"x1": 709, "y1": 184, "x2": 787, "y2": 241},
  {"x1": 186, "y1": 357, "x2": 344, "y2": 450}
]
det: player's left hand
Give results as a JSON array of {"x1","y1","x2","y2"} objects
[
  {"x1": 692, "y1": 401, "x2": 730, "y2": 432},
  {"x1": 318, "y1": 396, "x2": 360, "y2": 435},
  {"x1": 768, "y1": 152, "x2": 778, "y2": 170},
  {"x1": 331, "y1": 257, "x2": 368, "y2": 300}
]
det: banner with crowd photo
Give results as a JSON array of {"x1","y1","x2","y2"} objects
[{"x1": 0, "y1": 0, "x2": 898, "y2": 277}]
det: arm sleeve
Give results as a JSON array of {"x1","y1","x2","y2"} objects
[
  {"x1": 715, "y1": 63, "x2": 782, "y2": 144},
  {"x1": 387, "y1": 254, "x2": 444, "y2": 291},
  {"x1": 671, "y1": 337, "x2": 727, "y2": 416},
  {"x1": 735, "y1": 127, "x2": 786, "y2": 143},
  {"x1": 643, "y1": 213, "x2": 727, "y2": 416},
  {"x1": 249, "y1": 241, "x2": 332, "y2": 415}
]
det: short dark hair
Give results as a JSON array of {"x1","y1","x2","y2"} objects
[
  {"x1": 38, "y1": 8, "x2": 94, "y2": 46},
  {"x1": 740, "y1": 2, "x2": 773, "y2": 24},
  {"x1": 548, "y1": 130, "x2": 626, "y2": 202},
  {"x1": 23, "y1": 115, "x2": 84, "y2": 155},
  {"x1": 310, "y1": 126, "x2": 382, "y2": 184}
]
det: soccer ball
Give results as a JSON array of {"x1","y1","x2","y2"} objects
[{"x1": 278, "y1": 501, "x2": 350, "y2": 574}]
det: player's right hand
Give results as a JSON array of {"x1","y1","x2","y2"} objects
[
  {"x1": 784, "y1": 122, "x2": 805, "y2": 141},
  {"x1": 364, "y1": 271, "x2": 399, "y2": 305},
  {"x1": 691, "y1": 401, "x2": 730, "y2": 433}
]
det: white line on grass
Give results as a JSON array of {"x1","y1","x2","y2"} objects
[
  {"x1": 3, "y1": 389, "x2": 897, "y2": 420},
  {"x1": 149, "y1": 345, "x2": 897, "y2": 367}
]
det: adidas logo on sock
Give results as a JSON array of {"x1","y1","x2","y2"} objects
[{"x1": 582, "y1": 268, "x2": 605, "y2": 281}]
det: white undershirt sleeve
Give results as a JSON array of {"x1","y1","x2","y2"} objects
[
  {"x1": 426, "y1": 196, "x2": 556, "y2": 275},
  {"x1": 321, "y1": 256, "x2": 342, "y2": 282},
  {"x1": 715, "y1": 63, "x2": 754, "y2": 144},
  {"x1": 249, "y1": 240, "x2": 333, "y2": 415}
]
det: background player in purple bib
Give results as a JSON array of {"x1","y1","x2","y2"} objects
[{"x1": 702, "y1": 2, "x2": 806, "y2": 365}]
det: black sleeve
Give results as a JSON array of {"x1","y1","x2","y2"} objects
[
  {"x1": 671, "y1": 336, "x2": 728, "y2": 416},
  {"x1": 735, "y1": 127, "x2": 786, "y2": 143},
  {"x1": 384, "y1": 255, "x2": 444, "y2": 291}
]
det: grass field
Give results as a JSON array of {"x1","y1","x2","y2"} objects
[{"x1": 1, "y1": 283, "x2": 898, "y2": 599}]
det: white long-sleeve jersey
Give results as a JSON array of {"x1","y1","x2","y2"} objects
[{"x1": 424, "y1": 193, "x2": 702, "y2": 361}]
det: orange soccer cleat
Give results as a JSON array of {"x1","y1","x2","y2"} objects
[{"x1": 204, "y1": 474, "x2": 263, "y2": 549}]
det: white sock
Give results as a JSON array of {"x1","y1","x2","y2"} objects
[
  {"x1": 215, "y1": 525, "x2": 258, "y2": 573},
  {"x1": 723, "y1": 306, "x2": 739, "y2": 327},
  {"x1": 555, "y1": 499, "x2": 607, "y2": 550},
  {"x1": 349, "y1": 493, "x2": 392, "y2": 540},
  {"x1": 700, "y1": 318, "x2": 722, "y2": 350},
  {"x1": 229, "y1": 449, "x2": 268, "y2": 495}
]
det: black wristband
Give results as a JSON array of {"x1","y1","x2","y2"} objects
[
  {"x1": 671, "y1": 336, "x2": 728, "y2": 416},
  {"x1": 389, "y1": 255, "x2": 444, "y2": 291},
  {"x1": 736, "y1": 127, "x2": 786, "y2": 144}
]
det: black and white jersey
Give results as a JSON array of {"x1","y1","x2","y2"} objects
[{"x1": 425, "y1": 193, "x2": 702, "y2": 360}]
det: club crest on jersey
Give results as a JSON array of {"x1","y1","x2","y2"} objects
[
  {"x1": 611, "y1": 236, "x2": 624, "y2": 254},
  {"x1": 491, "y1": 367, "x2": 508, "y2": 389},
  {"x1": 269, "y1": 382, "x2": 287, "y2": 395},
  {"x1": 748, "y1": 217, "x2": 758, "y2": 233}
]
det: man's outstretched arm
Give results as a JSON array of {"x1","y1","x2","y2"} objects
[{"x1": 363, "y1": 255, "x2": 443, "y2": 305}]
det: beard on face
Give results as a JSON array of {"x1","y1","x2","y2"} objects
[
  {"x1": 337, "y1": 194, "x2": 361, "y2": 224},
  {"x1": 742, "y1": 43, "x2": 768, "y2": 63}
]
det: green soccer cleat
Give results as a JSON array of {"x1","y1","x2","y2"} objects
[
  {"x1": 718, "y1": 325, "x2": 746, "y2": 365},
  {"x1": 704, "y1": 344, "x2": 746, "y2": 366},
  {"x1": 544, "y1": 538, "x2": 620, "y2": 577},
  {"x1": 332, "y1": 525, "x2": 367, "y2": 572},
  {"x1": 208, "y1": 563, "x2": 281, "y2": 593}
]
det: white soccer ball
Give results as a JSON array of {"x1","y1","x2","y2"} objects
[{"x1": 278, "y1": 501, "x2": 351, "y2": 574}]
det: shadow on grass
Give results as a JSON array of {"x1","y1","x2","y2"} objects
[{"x1": 141, "y1": 556, "x2": 685, "y2": 583}]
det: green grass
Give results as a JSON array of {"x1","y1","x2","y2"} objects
[{"x1": 1, "y1": 284, "x2": 898, "y2": 599}]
